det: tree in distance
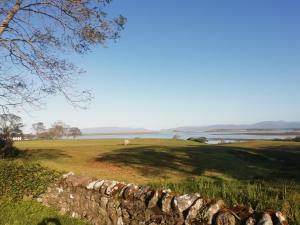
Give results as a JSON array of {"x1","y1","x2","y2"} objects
[
  {"x1": 187, "y1": 137, "x2": 208, "y2": 143},
  {"x1": 48, "y1": 121, "x2": 68, "y2": 139},
  {"x1": 32, "y1": 122, "x2": 46, "y2": 137},
  {"x1": 67, "y1": 127, "x2": 82, "y2": 139},
  {"x1": 0, "y1": 113, "x2": 23, "y2": 157},
  {"x1": 31, "y1": 121, "x2": 82, "y2": 140}
]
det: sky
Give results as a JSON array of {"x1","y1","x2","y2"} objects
[{"x1": 21, "y1": 0, "x2": 300, "y2": 131}]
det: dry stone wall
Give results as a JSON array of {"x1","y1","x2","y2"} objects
[{"x1": 39, "y1": 172, "x2": 288, "y2": 225}]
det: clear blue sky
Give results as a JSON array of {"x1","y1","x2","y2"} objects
[{"x1": 22, "y1": 0, "x2": 300, "y2": 131}]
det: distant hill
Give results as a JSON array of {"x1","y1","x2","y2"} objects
[
  {"x1": 82, "y1": 121, "x2": 300, "y2": 134},
  {"x1": 250, "y1": 121, "x2": 300, "y2": 129},
  {"x1": 81, "y1": 127, "x2": 154, "y2": 134},
  {"x1": 169, "y1": 121, "x2": 300, "y2": 132}
]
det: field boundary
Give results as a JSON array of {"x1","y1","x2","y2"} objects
[{"x1": 40, "y1": 172, "x2": 288, "y2": 225}]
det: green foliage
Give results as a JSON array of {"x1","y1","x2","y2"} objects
[
  {"x1": 0, "y1": 160, "x2": 88, "y2": 224},
  {"x1": 293, "y1": 136, "x2": 300, "y2": 142},
  {"x1": 150, "y1": 177, "x2": 300, "y2": 225},
  {"x1": 0, "y1": 199, "x2": 90, "y2": 225},
  {"x1": 0, "y1": 160, "x2": 61, "y2": 199},
  {"x1": 273, "y1": 136, "x2": 300, "y2": 142},
  {"x1": 187, "y1": 137, "x2": 208, "y2": 143},
  {"x1": 0, "y1": 137, "x2": 18, "y2": 158}
]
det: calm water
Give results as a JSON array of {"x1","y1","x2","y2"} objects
[{"x1": 71, "y1": 130, "x2": 299, "y2": 144}]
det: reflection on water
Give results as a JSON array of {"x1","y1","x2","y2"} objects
[{"x1": 69, "y1": 130, "x2": 299, "y2": 144}]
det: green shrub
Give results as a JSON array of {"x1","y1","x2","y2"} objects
[
  {"x1": 187, "y1": 137, "x2": 208, "y2": 143},
  {"x1": 0, "y1": 160, "x2": 61, "y2": 200},
  {"x1": 0, "y1": 137, "x2": 20, "y2": 158},
  {"x1": 293, "y1": 136, "x2": 300, "y2": 142}
]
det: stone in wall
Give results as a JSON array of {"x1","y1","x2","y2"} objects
[{"x1": 39, "y1": 173, "x2": 288, "y2": 225}]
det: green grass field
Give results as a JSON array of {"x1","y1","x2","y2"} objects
[
  {"x1": 15, "y1": 139, "x2": 300, "y2": 184},
  {"x1": 9, "y1": 139, "x2": 300, "y2": 224}
]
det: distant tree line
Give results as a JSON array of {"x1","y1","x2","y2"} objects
[
  {"x1": 0, "y1": 113, "x2": 82, "y2": 157},
  {"x1": 32, "y1": 121, "x2": 81, "y2": 140}
]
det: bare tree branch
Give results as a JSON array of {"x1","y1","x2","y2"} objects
[{"x1": 0, "y1": 0, "x2": 126, "y2": 112}]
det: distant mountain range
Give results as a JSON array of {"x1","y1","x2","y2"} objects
[
  {"x1": 81, "y1": 127, "x2": 154, "y2": 134},
  {"x1": 169, "y1": 121, "x2": 300, "y2": 132},
  {"x1": 81, "y1": 121, "x2": 300, "y2": 134}
]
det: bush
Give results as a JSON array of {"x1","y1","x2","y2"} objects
[
  {"x1": 293, "y1": 136, "x2": 300, "y2": 142},
  {"x1": 272, "y1": 136, "x2": 300, "y2": 142},
  {"x1": 187, "y1": 137, "x2": 208, "y2": 143},
  {"x1": 0, "y1": 160, "x2": 61, "y2": 200},
  {"x1": 0, "y1": 137, "x2": 20, "y2": 158}
]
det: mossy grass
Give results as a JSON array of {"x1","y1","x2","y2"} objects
[
  {"x1": 0, "y1": 160, "x2": 89, "y2": 225},
  {"x1": 0, "y1": 199, "x2": 90, "y2": 225}
]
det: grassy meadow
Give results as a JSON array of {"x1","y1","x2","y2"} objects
[
  {"x1": 7, "y1": 139, "x2": 300, "y2": 224},
  {"x1": 15, "y1": 139, "x2": 300, "y2": 184}
]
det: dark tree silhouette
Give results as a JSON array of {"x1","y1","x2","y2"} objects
[{"x1": 0, "y1": 113, "x2": 23, "y2": 157}]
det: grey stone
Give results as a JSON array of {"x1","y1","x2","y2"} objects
[
  {"x1": 257, "y1": 213, "x2": 273, "y2": 225},
  {"x1": 215, "y1": 211, "x2": 236, "y2": 225},
  {"x1": 105, "y1": 181, "x2": 118, "y2": 195},
  {"x1": 123, "y1": 184, "x2": 139, "y2": 199},
  {"x1": 207, "y1": 200, "x2": 225, "y2": 224},
  {"x1": 100, "y1": 196, "x2": 109, "y2": 208},
  {"x1": 100, "y1": 180, "x2": 114, "y2": 195},
  {"x1": 173, "y1": 193, "x2": 200, "y2": 213},
  {"x1": 147, "y1": 190, "x2": 159, "y2": 208},
  {"x1": 185, "y1": 198, "x2": 204, "y2": 225},
  {"x1": 161, "y1": 192, "x2": 174, "y2": 213},
  {"x1": 245, "y1": 216, "x2": 256, "y2": 225},
  {"x1": 94, "y1": 180, "x2": 105, "y2": 190},
  {"x1": 275, "y1": 211, "x2": 288, "y2": 225},
  {"x1": 86, "y1": 180, "x2": 97, "y2": 189}
]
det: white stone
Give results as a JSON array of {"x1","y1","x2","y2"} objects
[
  {"x1": 185, "y1": 198, "x2": 204, "y2": 225},
  {"x1": 56, "y1": 187, "x2": 64, "y2": 193},
  {"x1": 124, "y1": 139, "x2": 130, "y2": 145},
  {"x1": 207, "y1": 200, "x2": 224, "y2": 224},
  {"x1": 94, "y1": 180, "x2": 105, "y2": 190},
  {"x1": 106, "y1": 181, "x2": 118, "y2": 194},
  {"x1": 62, "y1": 172, "x2": 75, "y2": 178},
  {"x1": 174, "y1": 193, "x2": 201, "y2": 213},
  {"x1": 275, "y1": 211, "x2": 287, "y2": 225},
  {"x1": 246, "y1": 217, "x2": 256, "y2": 225},
  {"x1": 257, "y1": 213, "x2": 273, "y2": 225},
  {"x1": 117, "y1": 217, "x2": 124, "y2": 225},
  {"x1": 71, "y1": 212, "x2": 80, "y2": 218},
  {"x1": 86, "y1": 180, "x2": 98, "y2": 189}
]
